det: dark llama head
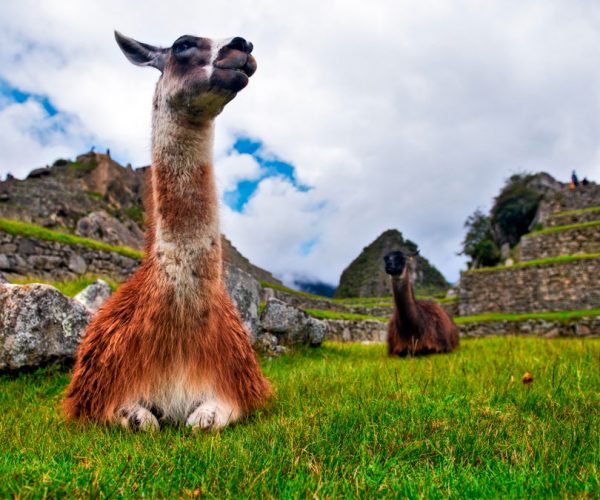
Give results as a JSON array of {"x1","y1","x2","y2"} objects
[
  {"x1": 115, "y1": 31, "x2": 257, "y2": 124},
  {"x1": 383, "y1": 249, "x2": 419, "y2": 276}
]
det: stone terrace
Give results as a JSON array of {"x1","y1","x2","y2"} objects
[{"x1": 459, "y1": 186, "x2": 600, "y2": 317}]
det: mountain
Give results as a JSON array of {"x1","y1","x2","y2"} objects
[
  {"x1": 334, "y1": 229, "x2": 449, "y2": 298},
  {"x1": 293, "y1": 279, "x2": 337, "y2": 298},
  {"x1": 0, "y1": 151, "x2": 281, "y2": 285}
]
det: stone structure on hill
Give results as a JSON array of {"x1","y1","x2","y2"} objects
[
  {"x1": 460, "y1": 183, "x2": 600, "y2": 317},
  {"x1": 0, "y1": 152, "x2": 281, "y2": 285},
  {"x1": 335, "y1": 229, "x2": 449, "y2": 298}
]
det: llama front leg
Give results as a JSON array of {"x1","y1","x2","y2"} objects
[
  {"x1": 186, "y1": 396, "x2": 240, "y2": 431},
  {"x1": 116, "y1": 403, "x2": 161, "y2": 432}
]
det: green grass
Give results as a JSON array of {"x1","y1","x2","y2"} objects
[
  {"x1": 551, "y1": 205, "x2": 600, "y2": 218},
  {"x1": 86, "y1": 191, "x2": 104, "y2": 201},
  {"x1": 305, "y1": 308, "x2": 388, "y2": 322},
  {"x1": 455, "y1": 308, "x2": 600, "y2": 325},
  {"x1": 0, "y1": 338, "x2": 598, "y2": 497},
  {"x1": 465, "y1": 252, "x2": 600, "y2": 273},
  {"x1": 261, "y1": 286, "x2": 455, "y2": 310},
  {"x1": 526, "y1": 219, "x2": 600, "y2": 236},
  {"x1": 0, "y1": 218, "x2": 143, "y2": 260},
  {"x1": 68, "y1": 160, "x2": 96, "y2": 173},
  {"x1": 9, "y1": 275, "x2": 120, "y2": 298},
  {"x1": 259, "y1": 281, "x2": 327, "y2": 301},
  {"x1": 332, "y1": 295, "x2": 392, "y2": 305}
]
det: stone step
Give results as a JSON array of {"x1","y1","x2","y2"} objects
[
  {"x1": 457, "y1": 315, "x2": 599, "y2": 338},
  {"x1": 459, "y1": 256, "x2": 600, "y2": 316},
  {"x1": 520, "y1": 222, "x2": 600, "y2": 261},
  {"x1": 545, "y1": 206, "x2": 600, "y2": 227}
]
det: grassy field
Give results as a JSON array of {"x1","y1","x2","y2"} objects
[
  {"x1": 0, "y1": 218, "x2": 143, "y2": 260},
  {"x1": 0, "y1": 337, "x2": 598, "y2": 498}
]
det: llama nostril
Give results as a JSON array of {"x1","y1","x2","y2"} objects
[{"x1": 228, "y1": 37, "x2": 252, "y2": 53}]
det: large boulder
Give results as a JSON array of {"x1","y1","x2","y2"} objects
[
  {"x1": 74, "y1": 279, "x2": 112, "y2": 313},
  {"x1": 260, "y1": 298, "x2": 326, "y2": 347},
  {"x1": 0, "y1": 283, "x2": 90, "y2": 371},
  {"x1": 76, "y1": 210, "x2": 143, "y2": 250},
  {"x1": 224, "y1": 264, "x2": 261, "y2": 341}
]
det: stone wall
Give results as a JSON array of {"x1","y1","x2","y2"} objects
[
  {"x1": 458, "y1": 316, "x2": 600, "y2": 338},
  {"x1": 544, "y1": 185, "x2": 600, "y2": 214},
  {"x1": 261, "y1": 287, "x2": 351, "y2": 313},
  {"x1": 459, "y1": 257, "x2": 600, "y2": 315},
  {"x1": 546, "y1": 209, "x2": 600, "y2": 228},
  {"x1": 324, "y1": 319, "x2": 387, "y2": 343},
  {"x1": 0, "y1": 231, "x2": 139, "y2": 281},
  {"x1": 520, "y1": 225, "x2": 600, "y2": 261}
]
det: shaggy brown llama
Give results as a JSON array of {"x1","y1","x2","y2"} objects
[
  {"x1": 383, "y1": 250, "x2": 459, "y2": 356},
  {"x1": 63, "y1": 32, "x2": 271, "y2": 431}
]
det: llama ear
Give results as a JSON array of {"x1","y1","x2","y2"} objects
[{"x1": 114, "y1": 31, "x2": 167, "y2": 72}]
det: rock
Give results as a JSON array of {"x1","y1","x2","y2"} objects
[
  {"x1": 76, "y1": 210, "x2": 143, "y2": 250},
  {"x1": 0, "y1": 283, "x2": 90, "y2": 371},
  {"x1": 223, "y1": 264, "x2": 261, "y2": 341},
  {"x1": 68, "y1": 253, "x2": 87, "y2": 274},
  {"x1": 27, "y1": 167, "x2": 51, "y2": 179},
  {"x1": 324, "y1": 319, "x2": 388, "y2": 343},
  {"x1": 27, "y1": 255, "x2": 63, "y2": 270},
  {"x1": 254, "y1": 332, "x2": 287, "y2": 356},
  {"x1": 0, "y1": 254, "x2": 9, "y2": 271},
  {"x1": 260, "y1": 298, "x2": 326, "y2": 346},
  {"x1": 74, "y1": 279, "x2": 112, "y2": 313},
  {"x1": 18, "y1": 238, "x2": 37, "y2": 255},
  {"x1": 543, "y1": 328, "x2": 560, "y2": 339}
]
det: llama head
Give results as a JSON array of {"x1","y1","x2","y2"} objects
[
  {"x1": 383, "y1": 250, "x2": 419, "y2": 276},
  {"x1": 115, "y1": 31, "x2": 257, "y2": 124}
]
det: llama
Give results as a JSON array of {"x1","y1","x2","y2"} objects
[
  {"x1": 383, "y1": 250, "x2": 459, "y2": 356},
  {"x1": 63, "y1": 32, "x2": 271, "y2": 431}
]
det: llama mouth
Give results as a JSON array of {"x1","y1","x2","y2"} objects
[
  {"x1": 211, "y1": 54, "x2": 256, "y2": 93},
  {"x1": 214, "y1": 54, "x2": 257, "y2": 78}
]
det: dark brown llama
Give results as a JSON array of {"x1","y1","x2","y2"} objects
[
  {"x1": 63, "y1": 32, "x2": 271, "y2": 431},
  {"x1": 383, "y1": 250, "x2": 459, "y2": 356}
]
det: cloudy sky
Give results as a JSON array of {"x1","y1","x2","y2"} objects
[{"x1": 1, "y1": 0, "x2": 600, "y2": 287}]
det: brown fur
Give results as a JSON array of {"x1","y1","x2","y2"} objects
[
  {"x1": 63, "y1": 34, "x2": 270, "y2": 427},
  {"x1": 387, "y1": 270, "x2": 459, "y2": 357}
]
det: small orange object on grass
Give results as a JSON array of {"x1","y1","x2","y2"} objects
[{"x1": 522, "y1": 372, "x2": 534, "y2": 384}]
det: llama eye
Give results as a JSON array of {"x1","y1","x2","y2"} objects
[{"x1": 173, "y1": 41, "x2": 195, "y2": 54}]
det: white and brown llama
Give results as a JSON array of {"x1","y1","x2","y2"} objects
[
  {"x1": 383, "y1": 250, "x2": 459, "y2": 356},
  {"x1": 63, "y1": 32, "x2": 271, "y2": 431}
]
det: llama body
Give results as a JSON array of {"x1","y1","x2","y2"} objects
[
  {"x1": 384, "y1": 251, "x2": 459, "y2": 356},
  {"x1": 64, "y1": 33, "x2": 270, "y2": 431}
]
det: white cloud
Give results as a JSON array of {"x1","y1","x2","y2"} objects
[
  {"x1": 1, "y1": 0, "x2": 600, "y2": 285},
  {"x1": 0, "y1": 99, "x2": 88, "y2": 177},
  {"x1": 214, "y1": 152, "x2": 262, "y2": 193}
]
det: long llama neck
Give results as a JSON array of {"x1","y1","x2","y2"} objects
[
  {"x1": 391, "y1": 269, "x2": 420, "y2": 329},
  {"x1": 148, "y1": 110, "x2": 222, "y2": 302}
]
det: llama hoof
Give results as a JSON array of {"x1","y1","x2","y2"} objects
[
  {"x1": 186, "y1": 401, "x2": 233, "y2": 431},
  {"x1": 118, "y1": 405, "x2": 160, "y2": 432}
]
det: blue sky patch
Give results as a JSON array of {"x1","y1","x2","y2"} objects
[
  {"x1": 224, "y1": 136, "x2": 310, "y2": 212},
  {"x1": 0, "y1": 78, "x2": 58, "y2": 116},
  {"x1": 298, "y1": 237, "x2": 319, "y2": 256}
]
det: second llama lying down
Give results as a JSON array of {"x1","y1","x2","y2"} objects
[{"x1": 384, "y1": 250, "x2": 459, "y2": 356}]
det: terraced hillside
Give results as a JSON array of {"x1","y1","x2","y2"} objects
[
  {"x1": 0, "y1": 153, "x2": 281, "y2": 285},
  {"x1": 458, "y1": 185, "x2": 600, "y2": 336}
]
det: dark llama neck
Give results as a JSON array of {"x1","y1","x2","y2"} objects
[
  {"x1": 391, "y1": 269, "x2": 420, "y2": 330},
  {"x1": 149, "y1": 113, "x2": 222, "y2": 301}
]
